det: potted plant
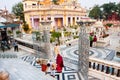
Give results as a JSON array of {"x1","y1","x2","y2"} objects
[
  {"x1": 7, "y1": 30, "x2": 13, "y2": 36},
  {"x1": 22, "y1": 22, "x2": 31, "y2": 33},
  {"x1": 16, "y1": 30, "x2": 21, "y2": 37}
]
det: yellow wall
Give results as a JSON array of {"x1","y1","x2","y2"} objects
[
  {"x1": 39, "y1": 0, "x2": 66, "y2": 5},
  {"x1": 23, "y1": 0, "x2": 87, "y2": 30}
]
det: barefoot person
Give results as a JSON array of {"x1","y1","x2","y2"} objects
[{"x1": 54, "y1": 43, "x2": 60, "y2": 57}]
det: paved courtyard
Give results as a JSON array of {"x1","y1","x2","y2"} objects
[
  {"x1": 0, "y1": 29, "x2": 120, "y2": 80},
  {"x1": 0, "y1": 48, "x2": 101, "y2": 80}
]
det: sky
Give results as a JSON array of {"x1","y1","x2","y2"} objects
[{"x1": 0, "y1": 0, "x2": 120, "y2": 12}]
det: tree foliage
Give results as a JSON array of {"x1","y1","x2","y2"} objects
[
  {"x1": 22, "y1": 22, "x2": 30, "y2": 33},
  {"x1": 51, "y1": 31, "x2": 61, "y2": 44},
  {"x1": 52, "y1": 0, "x2": 59, "y2": 5},
  {"x1": 89, "y1": 2, "x2": 120, "y2": 20},
  {"x1": 12, "y1": 2, "x2": 25, "y2": 22},
  {"x1": 117, "y1": 3, "x2": 120, "y2": 17},
  {"x1": 89, "y1": 5, "x2": 101, "y2": 19},
  {"x1": 101, "y1": 2, "x2": 117, "y2": 20}
]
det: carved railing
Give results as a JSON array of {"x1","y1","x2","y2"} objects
[
  {"x1": 24, "y1": 5, "x2": 84, "y2": 12},
  {"x1": 89, "y1": 57, "x2": 120, "y2": 79}
]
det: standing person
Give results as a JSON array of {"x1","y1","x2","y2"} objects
[
  {"x1": 54, "y1": 43, "x2": 60, "y2": 57},
  {"x1": 1, "y1": 41, "x2": 5, "y2": 52},
  {"x1": 13, "y1": 40, "x2": 18, "y2": 52},
  {"x1": 89, "y1": 34, "x2": 93, "y2": 47},
  {"x1": 93, "y1": 35, "x2": 97, "y2": 47},
  {"x1": 56, "y1": 54, "x2": 64, "y2": 73}
]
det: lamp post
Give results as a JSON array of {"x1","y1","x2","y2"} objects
[{"x1": 76, "y1": 20, "x2": 93, "y2": 80}]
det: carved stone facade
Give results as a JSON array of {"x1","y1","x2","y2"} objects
[{"x1": 23, "y1": 0, "x2": 86, "y2": 30}]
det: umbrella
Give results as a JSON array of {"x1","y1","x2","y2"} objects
[
  {"x1": 0, "y1": 23, "x2": 7, "y2": 28},
  {"x1": 6, "y1": 23, "x2": 20, "y2": 28}
]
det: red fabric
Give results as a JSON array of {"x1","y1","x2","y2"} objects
[
  {"x1": 56, "y1": 54, "x2": 64, "y2": 73},
  {"x1": 41, "y1": 64, "x2": 47, "y2": 72},
  {"x1": 93, "y1": 36, "x2": 97, "y2": 42}
]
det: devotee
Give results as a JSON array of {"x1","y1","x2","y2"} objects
[
  {"x1": 54, "y1": 43, "x2": 60, "y2": 57},
  {"x1": 93, "y1": 35, "x2": 97, "y2": 47},
  {"x1": 56, "y1": 54, "x2": 64, "y2": 73}
]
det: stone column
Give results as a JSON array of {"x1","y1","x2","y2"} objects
[
  {"x1": 66, "y1": 16, "x2": 68, "y2": 26},
  {"x1": 40, "y1": 20, "x2": 52, "y2": 59},
  {"x1": 75, "y1": 17, "x2": 77, "y2": 25},
  {"x1": 51, "y1": 16, "x2": 55, "y2": 28},
  {"x1": 31, "y1": 17, "x2": 34, "y2": 29},
  {"x1": 70, "y1": 17, "x2": 73, "y2": 26},
  {"x1": 77, "y1": 21, "x2": 91, "y2": 80},
  {"x1": 13, "y1": 29, "x2": 17, "y2": 38}
]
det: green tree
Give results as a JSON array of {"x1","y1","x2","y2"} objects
[
  {"x1": 12, "y1": 2, "x2": 25, "y2": 22},
  {"x1": 116, "y1": 3, "x2": 120, "y2": 18},
  {"x1": 52, "y1": 0, "x2": 59, "y2": 5},
  {"x1": 32, "y1": 31, "x2": 41, "y2": 41},
  {"x1": 89, "y1": 5, "x2": 101, "y2": 19},
  {"x1": 101, "y1": 2, "x2": 117, "y2": 20},
  {"x1": 51, "y1": 31, "x2": 61, "y2": 44}
]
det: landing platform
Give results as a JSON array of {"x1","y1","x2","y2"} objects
[{"x1": 0, "y1": 59, "x2": 55, "y2": 80}]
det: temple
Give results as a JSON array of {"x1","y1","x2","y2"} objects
[{"x1": 23, "y1": 0, "x2": 87, "y2": 30}]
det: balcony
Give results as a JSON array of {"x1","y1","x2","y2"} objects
[{"x1": 24, "y1": 5, "x2": 85, "y2": 12}]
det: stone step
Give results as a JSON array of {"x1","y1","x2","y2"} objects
[{"x1": 0, "y1": 54, "x2": 17, "y2": 58}]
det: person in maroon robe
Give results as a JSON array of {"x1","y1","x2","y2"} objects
[{"x1": 56, "y1": 54, "x2": 64, "y2": 73}]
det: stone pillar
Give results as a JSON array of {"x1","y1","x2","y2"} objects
[
  {"x1": 116, "y1": 69, "x2": 120, "y2": 77},
  {"x1": 66, "y1": 17, "x2": 68, "y2": 26},
  {"x1": 97, "y1": 64, "x2": 100, "y2": 70},
  {"x1": 51, "y1": 16, "x2": 55, "y2": 28},
  {"x1": 70, "y1": 17, "x2": 73, "y2": 26},
  {"x1": 93, "y1": 63, "x2": 95, "y2": 69},
  {"x1": 31, "y1": 17, "x2": 34, "y2": 29},
  {"x1": 75, "y1": 17, "x2": 77, "y2": 25},
  {"x1": 101, "y1": 65, "x2": 104, "y2": 72},
  {"x1": 111, "y1": 67, "x2": 114, "y2": 75},
  {"x1": 77, "y1": 21, "x2": 91, "y2": 80},
  {"x1": 89, "y1": 62, "x2": 91, "y2": 68},
  {"x1": 13, "y1": 29, "x2": 17, "y2": 38},
  {"x1": 106, "y1": 66, "x2": 110, "y2": 74},
  {"x1": 40, "y1": 20, "x2": 52, "y2": 59}
]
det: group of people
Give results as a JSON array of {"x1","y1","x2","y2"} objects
[
  {"x1": 36, "y1": 44, "x2": 64, "y2": 78},
  {"x1": 89, "y1": 34, "x2": 97, "y2": 47},
  {"x1": 0, "y1": 39, "x2": 18, "y2": 52}
]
